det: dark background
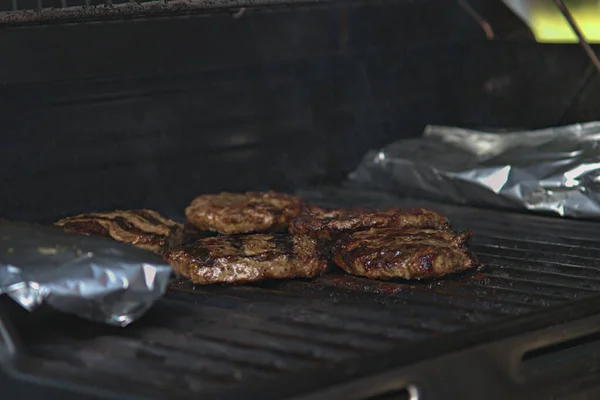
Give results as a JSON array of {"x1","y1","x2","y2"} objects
[{"x1": 0, "y1": 0, "x2": 599, "y2": 221}]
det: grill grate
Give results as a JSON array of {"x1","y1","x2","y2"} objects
[
  {"x1": 0, "y1": 0, "x2": 331, "y2": 26},
  {"x1": 0, "y1": 0, "x2": 320, "y2": 11},
  {"x1": 4, "y1": 187, "x2": 600, "y2": 399}
]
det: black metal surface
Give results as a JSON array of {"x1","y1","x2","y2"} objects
[
  {"x1": 0, "y1": 0, "x2": 331, "y2": 25},
  {"x1": 3, "y1": 187, "x2": 600, "y2": 399},
  {"x1": 1, "y1": 1, "x2": 596, "y2": 224},
  {"x1": 0, "y1": 0, "x2": 532, "y2": 35}
]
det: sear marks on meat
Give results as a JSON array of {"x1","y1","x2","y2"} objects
[
  {"x1": 165, "y1": 233, "x2": 327, "y2": 285},
  {"x1": 55, "y1": 210, "x2": 184, "y2": 255},
  {"x1": 289, "y1": 207, "x2": 450, "y2": 242},
  {"x1": 185, "y1": 191, "x2": 304, "y2": 235},
  {"x1": 332, "y1": 227, "x2": 478, "y2": 280}
]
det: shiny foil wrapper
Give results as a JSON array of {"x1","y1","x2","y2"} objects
[
  {"x1": 349, "y1": 122, "x2": 600, "y2": 219},
  {"x1": 0, "y1": 222, "x2": 172, "y2": 326}
]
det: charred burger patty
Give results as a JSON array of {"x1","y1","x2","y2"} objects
[
  {"x1": 185, "y1": 191, "x2": 304, "y2": 235},
  {"x1": 55, "y1": 209, "x2": 183, "y2": 255},
  {"x1": 332, "y1": 227, "x2": 478, "y2": 280},
  {"x1": 165, "y1": 233, "x2": 327, "y2": 285},
  {"x1": 289, "y1": 207, "x2": 450, "y2": 241}
]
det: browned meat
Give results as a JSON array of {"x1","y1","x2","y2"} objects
[
  {"x1": 289, "y1": 207, "x2": 450, "y2": 242},
  {"x1": 185, "y1": 191, "x2": 304, "y2": 234},
  {"x1": 165, "y1": 233, "x2": 327, "y2": 285},
  {"x1": 332, "y1": 227, "x2": 478, "y2": 280},
  {"x1": 55, "y1": 210, "x2": 184, "y2": 255}
]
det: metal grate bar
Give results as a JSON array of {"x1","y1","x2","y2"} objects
[
  {"x1": 166, "y1": 289, "x2": 457, "y2": 340},
  {"x1": 284, "y1": 275, "x2": 540, "y2": 315},
  {"x1": 472, "y1": 272, "x2": 594, "y2": 299},
  {"x1": 28, "y1": 353, "x2": 237, "y2": 395},
  {"x1": 475, "y1": 248, "x2": 600, "y2": 272},
  {"x1": 469, "y1": 227, "x2": 600, "y2": 249},
  {"x1": 133, "y1": 330, "x2": 331, "y2": 369},
  {"x1": 473, "y1": 239, "x2": 600, "y2": 262},
  {"x1": 450, "y1": 210, "x2": 600, "y2": 236},
  {"x1": 158, "y1": 295, "x2": 395, "y2": 352},
  {"x1": 31, "y1": 342, "x2": 255, "y2": 383},
  {"x1": 208, "y1": 285, "x2": 482, "y2": 327},
  {"x1": 483, "y1": 267, "x2": 600, "y2": 292},
  {"x1": 0, "y1": 0, "x2": 336, "y2": 24},
  {"x1": 476, "y1": 253, "x2": 600, "y2": 280},
  {"x1": 434, "y1": 280, "x2": 567, "y2": 306}
]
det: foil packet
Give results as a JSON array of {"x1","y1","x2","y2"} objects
[
  {"x1": 348, "y1": 122, "x2": 600, "y2": 219},
  {"x1": 0, "y1": 222, "x2": 172, "y2": 326}
]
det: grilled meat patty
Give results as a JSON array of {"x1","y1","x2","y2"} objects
[
  {"x1": 55, "y1": 209, "x2": 184, "y2": 255},
  {"x1": 165, "y1": 233, "x2": 327, "y2": 284},
  {"x1": 185, "y1": 191, "x2": 304, "y2": 234},
  {"x1": 289, "y1": 207, "x2": 450, "y2": 242},
  {"x1": 332, "y1": 227, "x2": 478, "y2": 280}
]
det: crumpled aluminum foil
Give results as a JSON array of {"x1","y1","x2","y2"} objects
[
  {"x1": 348, "y1": 122, "x2": 600, "y2": 219},
  {"x1": 0, "y1": 222, "x2": 172, "y2": 326}
]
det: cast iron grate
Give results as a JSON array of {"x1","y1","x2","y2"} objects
[
  {"x1": 0, "y1": 0, "x2": 338, "y2": 26},
  {"x1": 0, "y1": 0, "x2": 320, "y2": 12},
  {"x1": 3, "y1": 187, "x2": 600, "y2": 399}
]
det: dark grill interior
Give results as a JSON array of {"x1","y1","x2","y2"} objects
[
  {"x1": 3, "y1": 1, "x2": 600, "y2": 398},
  {"x1": 4, "y1": 188, "x2": 600, "y2": 399}
]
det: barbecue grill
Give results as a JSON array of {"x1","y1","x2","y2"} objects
[{"x1": 2, "y1": 1, "x2": 600, "y2": 399}]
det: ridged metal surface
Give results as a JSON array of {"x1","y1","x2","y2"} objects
[
  {"x1": 0, "y1": 0, "x2": 321, "y2": 12},
  {"x1": 6, "y1": 188, "x2": 600, "y2": 399},
  {"x1": 0, "y1": 0, "x2": 330, "y2": 26}
]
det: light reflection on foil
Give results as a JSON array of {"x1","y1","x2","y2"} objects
[
  {"x1": 348, "y1": 122, "x2": 600, "y2": 219},
  {"x1": 0, "y1": 222, "x2": 171, "y2": 326}
]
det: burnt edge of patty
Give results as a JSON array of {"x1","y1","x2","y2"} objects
[
  {"x1": 55, "y1": 210, "x2": 184, "y2": 255},
  {"x1": 289, "y1": 206, "x2": 451, "y2": 241}
]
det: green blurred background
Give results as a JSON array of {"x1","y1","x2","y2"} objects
[{"x1": 505, "y1": 0, "x2": 600, "y2": 42}]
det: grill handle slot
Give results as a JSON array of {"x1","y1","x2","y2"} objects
[
  {"x1": 520, "y1": 330, "x2": 600, "y2": 379},
  {"x1": 297, "y1": 312, "x2": 600, "y2": 400}
]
